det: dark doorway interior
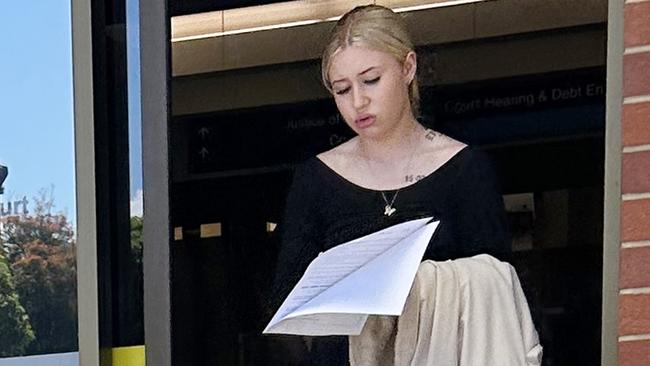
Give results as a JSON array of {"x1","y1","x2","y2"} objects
[{"x1": 169, "y1": 67, "x2": 605, "y2": 366}]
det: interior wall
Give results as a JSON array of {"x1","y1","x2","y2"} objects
[
  {"x1": 171, "y1": 0, "x2": 607, "y2": 76},
  {"x1": 172, "y1": 26, "x2": 606, "y2": 116}
]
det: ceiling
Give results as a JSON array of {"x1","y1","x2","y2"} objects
[
  {"x1": 169, "y1": 0, "x2": 293, "y2": 16},
  {"x1": 171, "y1": 0, "x2": 607, "y2": 76}
]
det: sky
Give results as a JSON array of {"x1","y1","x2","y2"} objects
[
  {"x1": 0, "y1": 0, "x2": 143, "y2": 230},
  {"x1": 127, "y1": 0, "x2": 144, "y2": 217}
]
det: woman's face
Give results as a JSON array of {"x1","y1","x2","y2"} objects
[{"x1": 328, "y1": 44, "x2": 415, "y2": 138}]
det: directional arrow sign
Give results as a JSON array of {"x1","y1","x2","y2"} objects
[
  {"x1": 199, "y1": 147, "x2": 210, "y2": 160},
  {"x1": 198, "y1": 127, "x2": 210, "y2": 139}
]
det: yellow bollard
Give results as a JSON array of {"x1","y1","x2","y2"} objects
[{"x1": 112, "y1": 345, "x2": 145, "y2": 366}]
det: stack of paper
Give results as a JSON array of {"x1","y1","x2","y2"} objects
[{"x1": 264, "y1": 217, "x2": 440, "y2": 336}]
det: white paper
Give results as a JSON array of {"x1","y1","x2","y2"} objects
[{"x1": 264, "y1": 217, "x2": 439, "y2": 336}]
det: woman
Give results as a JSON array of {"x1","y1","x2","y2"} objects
[{"x1": 270, "y1": 4, "x2": 511, "y2": 365}]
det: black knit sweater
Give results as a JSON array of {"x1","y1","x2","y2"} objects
[{"x1": 268, "y1": 146, "x2": 511, "y2": 366}]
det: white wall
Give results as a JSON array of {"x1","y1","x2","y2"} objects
[{"x1": 0, "y1": 353, "x2": 78, "y2": 366}]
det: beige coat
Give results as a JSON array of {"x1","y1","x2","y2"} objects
[{"x1": 349, "y1": 255, "x2": 543, "y2": 366}]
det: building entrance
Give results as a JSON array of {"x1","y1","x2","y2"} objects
[{"x1": 169, "y1": 66, "x2": 606, "y2": 365}]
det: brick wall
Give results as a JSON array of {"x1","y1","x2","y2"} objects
[{"x1": 619, "y1": 1, "x2": 650, "y2": 365}]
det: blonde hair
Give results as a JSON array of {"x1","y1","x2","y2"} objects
[{"x1": 321, "y1": 4, "x2": 420, "y2": 115}]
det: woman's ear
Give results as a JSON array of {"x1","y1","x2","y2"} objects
[{"x1": 403, "y1": 51, "x2": 417, "y2": 84}]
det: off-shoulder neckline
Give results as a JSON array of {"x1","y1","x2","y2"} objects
[{"x1": 312, "y1": 145, "x2": 471, "y2": 193}]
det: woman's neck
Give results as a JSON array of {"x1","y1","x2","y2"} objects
[{"x1": 356, "y1": 116, "x2": 423, "y2": 166}]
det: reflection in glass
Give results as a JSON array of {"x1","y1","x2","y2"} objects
[
  {"x1": 0, "y1": 1, "x2": 78, "y2": 360},
  {"x1": 125, "y1": 0, "x2": 145, "y2": 346},
  {"x1": 169, "y1": 4, "x2": 606, "y2": 365},
  {"x1": 1, "y1": 189, "x2": 78, "y2": 355}
]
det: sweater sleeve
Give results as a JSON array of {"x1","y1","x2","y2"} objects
[
  {"x1": 267, "y1": 160, "x2": 322, "y2": 317},
  {"x1": 451, "y1": 149, "x2": 512, "y2": 261}
]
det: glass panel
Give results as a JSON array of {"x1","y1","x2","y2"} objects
[
  {"x1": 125, "y1": 0, "x2": 144, "y2": 346},
  {"x1": 168, "y1": 4, "x2": 606, "y2": 365},
  {"x1": 91, "y1": 0, "x2": 144, "y2": 350},
  {"x1": 0, "y1": 1, "x2": 78, "y2": 363}
]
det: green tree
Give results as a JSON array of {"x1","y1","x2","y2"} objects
[
  {"x1": 1, "y1": 188, "x2": 77, "y2": 354},
  {"x1": 130, "y1": 216, "x2": 143, "y2": 265},
  {"x1": 2, "y1": 188, "x2": 74, "y2": 263},
  {"x1": 0, "y1": 251, "x2": 35, "y2": 356},
  {"x1": 11, "y1": 242, "x2": 77, "y2": 353}
]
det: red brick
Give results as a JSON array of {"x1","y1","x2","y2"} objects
[
  {"x1": 620, "y1": 247, "x2": 650, "y2": 289},
  {"x1": 622, "y1": 199, "x2": 650, "y2": 242},
  {"x1": 619, "y1": 294, "x2": 650, "y2": 335},
  {"x1": 623, "y1": 102, "x2": 650, "y2": 146},
  {"x1": 620, "y1": 340, "x2": 650, "y2": 366},
  {"x1": 624, "y1": 52, "x2": 650, "y2": 97},
  {"x1": 623, "y1": 151, "x2": 650, "y2": 194},
  {"x1": 625, "y1": 2, "x2": 650, "y2": 48}
]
